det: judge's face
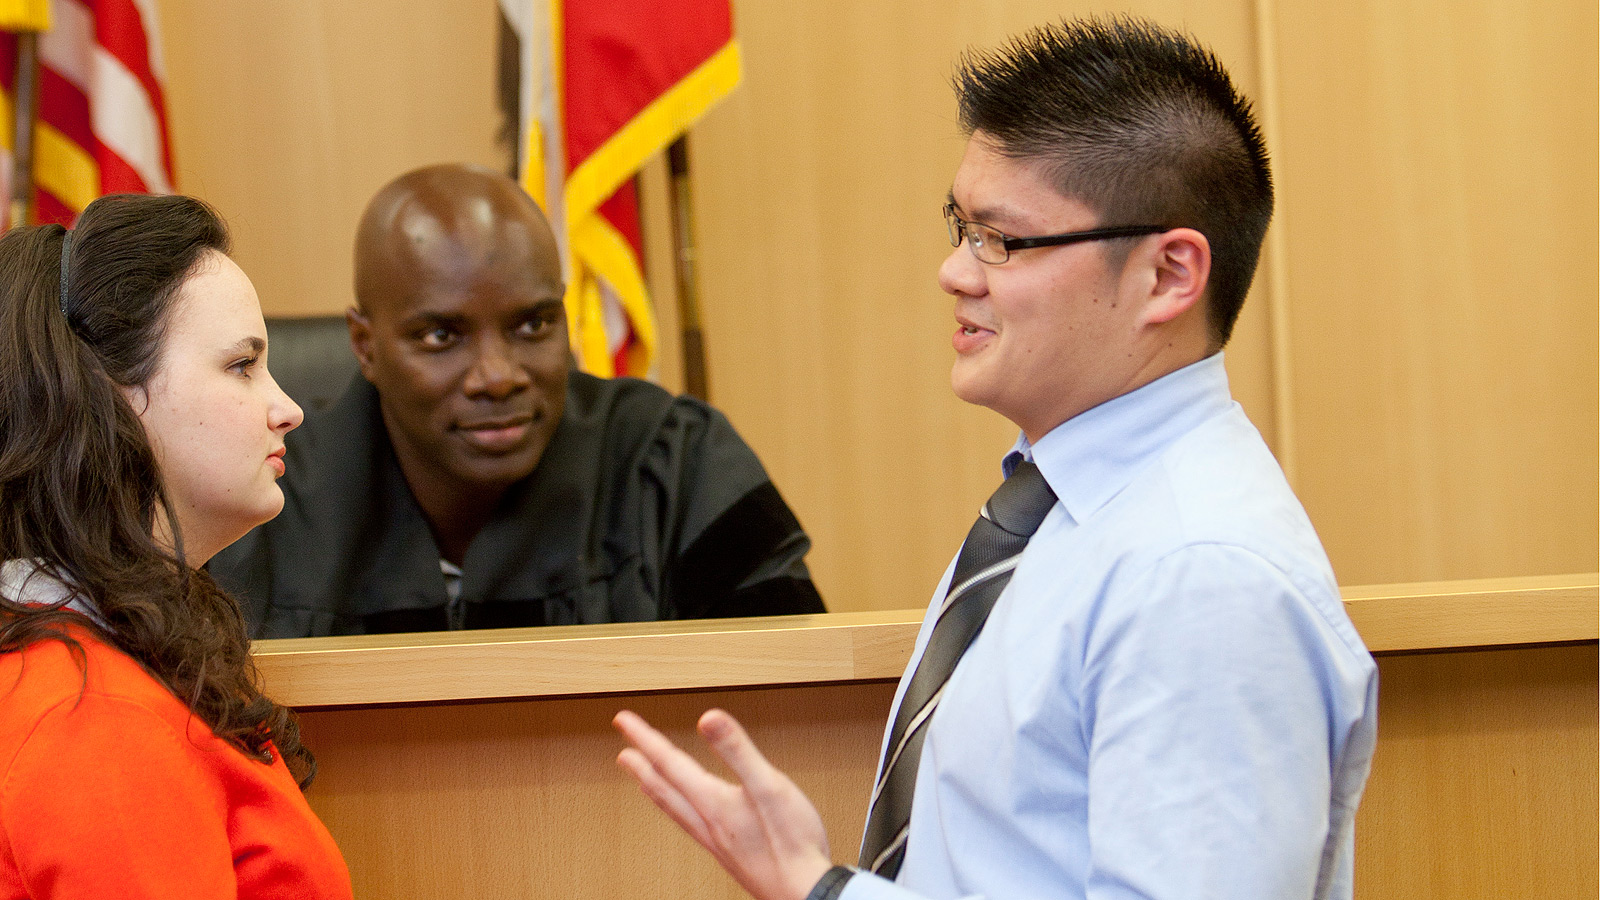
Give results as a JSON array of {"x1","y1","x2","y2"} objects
[
  {"x1": 350, "y1": 204, "x2": 569, "y2": 499},
  {"x1": 132, "y1": 251, "x2": 304, "y2": 564}
]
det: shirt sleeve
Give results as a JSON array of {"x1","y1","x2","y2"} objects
[
  {"x1": 1079, "y1": 544, "x2": 1371, "y2": 900},
  {"x1": 2, "y1": 693, "x2": 240, "y2": 899}
]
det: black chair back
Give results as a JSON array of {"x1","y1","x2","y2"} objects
[{"x1": 264, "y1": 315, "x2": 360, "y2": 414}]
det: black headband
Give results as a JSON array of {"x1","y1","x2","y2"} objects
[{"x1": 58, "y1": 229, "x2": 73, "y2": 321}]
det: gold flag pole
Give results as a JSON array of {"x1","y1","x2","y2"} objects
[
  {"x1": 7, "y1": 29, "x2": 41, "y2": 228},
  {"x1": 666, "y1": 136, "x2": 709, "y2": 401}
]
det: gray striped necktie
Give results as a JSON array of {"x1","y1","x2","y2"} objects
[{"x1": 858, "y1": 459, "x2": 1058, "y2": 879}]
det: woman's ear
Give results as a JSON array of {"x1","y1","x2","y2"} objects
[
  {"x1": 120, "y1": 383, "x2": 150, "y2": 417},
  {"x1": 1140, "y1": 227, "x2": 1210, "y2": 326}
]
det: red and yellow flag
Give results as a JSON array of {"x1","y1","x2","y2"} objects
[
  {"x1": 501, "y1": 0, "x2": 740, "y2": 378},
  {"x1": 0, "y1": 0, "x2": 175, "y2": 227}
]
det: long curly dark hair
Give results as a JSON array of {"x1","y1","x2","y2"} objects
[{"x1": 0, "y1": 194, "x2": 314, "y2": 787}]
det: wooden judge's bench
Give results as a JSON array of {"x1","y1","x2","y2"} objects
[{"x1": 252, "y1": 574, "x2": 1598, "y2": 900}]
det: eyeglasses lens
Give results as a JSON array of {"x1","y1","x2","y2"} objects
[
  {"x1": 969, "y1": 223, "x2": 1004, "y2": 264},
  {"x1": 944, "y1": 205, "x2": 1008, "y2": 263}
]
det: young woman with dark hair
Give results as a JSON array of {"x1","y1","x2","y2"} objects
[{"x1": 0, "y1": 193, "x2": 351, "y2": 897}]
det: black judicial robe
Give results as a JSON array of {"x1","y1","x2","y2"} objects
[{"x1": 210, "y1": 372, "x2": 824, "y2": 638}]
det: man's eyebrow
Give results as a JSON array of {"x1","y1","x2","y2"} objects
[
  {"x1": 983, "y1": 200, "x2": 1029, "y2": 225},
  {"x1": 946, "y1": 192, "x2": 1016, "y2": 229},
  {"x1": 402, "y1": 311, "x2": 464, "y2": 326},
  {"x1": 499, "y1": 298, "x2": 565, "y2": 319}
]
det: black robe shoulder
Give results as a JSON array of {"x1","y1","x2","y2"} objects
[{"x1": 210, "y1": 372, "x2": 824, "y2": 638}]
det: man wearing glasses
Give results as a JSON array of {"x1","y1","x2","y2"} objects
[{"x1": 615, "y1": 16, "x2": 1378, "y2": 900}]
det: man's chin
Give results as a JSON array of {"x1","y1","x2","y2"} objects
[
  {"x1": 447, "y1": 446, "x2": 545, "y2": 491},
  {"x1": 950, "y1": 364, "x2": 997, "y2": 409}
]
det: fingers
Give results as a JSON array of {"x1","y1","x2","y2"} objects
[
  {"x1": 616, "y1": 708, "x2": 836, "y2": 900},
  {"x1": 615, "y1": 711, "x2": 712, "y2": 793},
  {"x1": 613, "y1": 709, "x2": 666, "y2": 751},
  {"x1": 616, "y1": 746, "x2": 715, "y2": 848},
  {"x1": 699, "y1": 708, "x2": 785, "y2": 800},
  {"x1": 615, "y1": 711, "x2": 723, "y2": 791},
  {"x1": 613, "y1": 711, "x2": 734, "y2": 841}
]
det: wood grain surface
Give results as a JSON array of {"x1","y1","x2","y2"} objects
[{"x1": 255, "y1": 574, "x2": 1597, "y2": 706}]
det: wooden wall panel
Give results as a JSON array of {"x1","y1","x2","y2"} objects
[
  {"x1": 154, "y1": 0, "x2": 505, "y2": 318},
  {"x1": 1271, "y1": 0, "x2": 1599, "y2": 584},
  {"x1": 298, "y1": 682, "x2": 899, "y2": 900},
  {"x1": 1355, "y1": 644, "x2": 1599, "y2": 899}
]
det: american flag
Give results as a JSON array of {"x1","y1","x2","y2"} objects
[
  {"x1": 0, "y1": 0, "x2": 174, "y2": 227},
  {"x1": 499, "y1": 0, "x2": 741, "y2": 380}
]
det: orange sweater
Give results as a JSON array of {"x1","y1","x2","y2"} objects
[{"x1": 0, "y1": 626, "x2": 351, "y2": 899}]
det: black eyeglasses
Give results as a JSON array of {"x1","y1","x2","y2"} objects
[{"x1": 944, "y1": 203, "x2": 1167, "y2": 264}]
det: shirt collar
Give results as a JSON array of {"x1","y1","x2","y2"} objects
[
  {"x1": 0, "y1": 558, "x2": 108, "y2": 627},
  {"x1": 1008, "y1": 353, "x2": 1236, "y2": 523}
]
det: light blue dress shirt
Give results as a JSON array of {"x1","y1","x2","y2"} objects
[{"x1": 840, "y1": 354, "x2": 1378, "y2": 900}]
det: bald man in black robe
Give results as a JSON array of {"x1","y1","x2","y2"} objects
[{"x1": 212, "y1": 163, "x2": 823, "y2": 637}]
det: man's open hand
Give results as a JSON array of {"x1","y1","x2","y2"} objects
[{"x1": 614, "y1": 708, "x2": 836, "y2": 900}]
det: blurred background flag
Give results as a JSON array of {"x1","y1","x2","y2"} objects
[
  {"x1": 0, "y1": 0, "x2": 48, "y2": 31},
  {"x1": 0, "y1": 0, "x2": 175, "y2": 228},
  {"x1": 499, "y1": 0, "x2": 740, "y2": 380}
]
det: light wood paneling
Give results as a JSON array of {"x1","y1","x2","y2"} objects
[
  {"x1": 154, "y1": 0, "x2": 505, "y2": 318},
  {"x1": 1271, "y1": 0, "x2": 1600, "y2": 584},
  {"x1": 1341, "y1": 572, "x2": 1599, "y2": 652},
  {"x1": 255, "y1": 610, "x2": 919, "y2": 706},
  {"x1": 1356, "y1": 644, "x2": 1599, "y2": 900},
  {"x1": 298, "y1": 682, "x2": 898, "y2": 900},
  {"x1": 254, "y1": 573, "x2": 1599, "y2": 706}
]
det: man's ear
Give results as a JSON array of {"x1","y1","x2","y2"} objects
[
  {"x1": 1139, "y1": 227, "x2": 1210, "y2": 326},
  {"x1": 346, "y1": 307, "x2": 376, "y2": 380}
]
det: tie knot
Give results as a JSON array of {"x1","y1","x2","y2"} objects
[{"x1": 983, "y1": 460, "x2": 1057, "y2": 537}]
